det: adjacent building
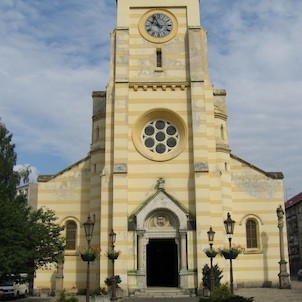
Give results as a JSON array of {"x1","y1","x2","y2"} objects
[
  {"x1": 16, "y1": 183, "x2": 38, "y2": 209},
  {"x1": 34, "y1": 0, "x2": 289, "y2": 295},
  {"x1": 285, "y1": 192, "x2": 302, "y2": 275}
]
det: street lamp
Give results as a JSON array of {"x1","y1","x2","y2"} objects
[
  {"x1": 109, "y1": 229, "x2": 117, "y2": 301},
  {"x1": 224, "y1": 213, "x2": 235, "y2": 293},
  {"x1": 83, "y1": 214, "x2": 95, "y2": 302},
  {"x1": 207, "y1": 227, "x2": 216, "y2": 292}
]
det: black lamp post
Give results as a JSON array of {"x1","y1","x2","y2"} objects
[
  {"x1": 224, "y1": 213, "x2": 236, "y2": 294},
  {"x1": 83, "y1": 214, "x2": 95, "y2": 302},
  {"x1": 109, "y1": 229, "x2": 117, "y2": 301},
  {"x1": 207, "y1": 227, "x2": 216, "y2": 292}
]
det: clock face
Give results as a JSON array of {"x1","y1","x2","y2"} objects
[
  {"x1": 139, "y1": 9, "x2": 178, "y2": 43},
  {"x1": 144, "y1": 13, "x2": 173, "y2": 38}
]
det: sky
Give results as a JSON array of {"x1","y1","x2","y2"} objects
[{"x1": 0, "y1": 0, "x2": 301, "y2": 200}]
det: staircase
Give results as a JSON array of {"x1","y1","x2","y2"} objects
[{"x1": 130, "y1": 287, "x2": 194, "y2": 298}]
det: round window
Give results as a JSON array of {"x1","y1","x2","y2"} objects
[
  {"x1": 142, "y1": 120, "x2": 179, "y2": 155},
  {"x1": 132, "y1": 109, "x2": 187, "y2": 162}
]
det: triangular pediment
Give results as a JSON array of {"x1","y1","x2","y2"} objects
[{"x1": 134, "y1": 188, "x2": 189, "y2": 230}]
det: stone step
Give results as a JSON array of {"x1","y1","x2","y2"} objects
[{"x1": 130, "y1": 287, "x2": 193, "y2": 298}]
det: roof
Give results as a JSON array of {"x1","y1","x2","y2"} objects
[
  {"x1": 285, "y1": 191, "x2": 302, "y2": 209},
  {"x1": 230, "y1": 154, "x2": 284, "y2": 179},
  {"x1": 37, "y1": 156, "x2": 90, "y2": 182}
]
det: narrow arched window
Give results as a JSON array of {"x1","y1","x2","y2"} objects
[
  {"x1": 246, "y1": 219, "x2": 258, "y2": 248},
  {"x1": 66, "y1": 221, "x2": 77, "y2": 250},
  {"x1": 95, "y1": 126, "x2": 100, "y2": 142},
  {"x1": 220, "y1": 124, "x2": 224, "y2": 140},
  {"x1": 156, "y1": 48, "x2": 162, "y2": 68}
]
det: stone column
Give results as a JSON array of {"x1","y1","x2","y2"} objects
[
  {"x1": 180, "y1": 231, "x2": 187, "y2": 271},
  {"x1": 137, "y1": 230, "x2": 146, "y2": 290},
  {"x1": 179, "y1": 230, "x2": 188, "y2": 289},
  {"x1": 55, "y1": 262, "x2": 64, "y2": 293},
  {"x1": 137, "y1": 230, "x2": 145, "y2": 272},
  {"x1": 276, "y1": 205, "x2": 291, "y2": 289}
]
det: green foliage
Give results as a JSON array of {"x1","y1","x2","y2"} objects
[
  {"x1": 0, "y1": 202, "x2": 65, "y2": 279},
  {"x1": 210, "y1": 284, "x2": 234, "y2": 301},
  {"x1": 199, "y1": 284, "x2": 254, "y2": 302},
  {"x1": 56, "y1": 290, "x2": 78, "y2": 302},
  {"x1": 0, "y1": 199, "x2": 33, "y2": 277},
  {"x1": 104, "y1": 275, "x2": 122, "y2": 286},
  {"x1": 0, "y1": 120, "x2": 30, "y2": 201},
  {"x1": 0, "y1": 120, "x2": 65, "y2": 280},
  {"x1": 93, "y1": 287, "x2": 108, "y2": 296},
  {"x1": 28, "y1": 207, "x2": 65, "y2": 268},
  {"x1": 202, "y1": 264, "x2": 223, "y2": 290}
]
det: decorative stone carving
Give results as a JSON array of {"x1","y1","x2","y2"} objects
[
  {"x1": 157, "y1": 177, "x2": 165, "y2": 189},
  {"x1": 145, "y1": 212, "x2": 175, "y2": 229},
  {"x1": 194, "y1": 162, "x2": 209, "y2": 172},
  {"x1": 113, "y1": 163, "x2": 127, "y2": 174},
  {"x1": 129, "y1": 82, "x2": 189, "y2": 91},
  {"x1": 154, "y1": 215, "x2": 169, "y2": 227},
  {"x1": 136, "y1": 190, "x2": 188, "y2": 230}
]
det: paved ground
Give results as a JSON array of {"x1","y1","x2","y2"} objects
[
  {"x1": 13, "y1": 280, "x2": 302, "y2": 302},
  {"x1": 236, "y1": 280, "x2": 302, "y2": 302},
  {"x1": 121, "y1": 281, "x2": 302, "y2": 302}
]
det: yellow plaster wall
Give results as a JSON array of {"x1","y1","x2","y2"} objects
[{"x1": 34, "y1": 0, "x2": 288, "y2": 293}]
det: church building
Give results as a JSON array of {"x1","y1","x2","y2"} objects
[{"x1": 35, "y1": 0, "x2": 288, "y2": 295}]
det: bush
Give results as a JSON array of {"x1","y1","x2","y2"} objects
[
  {"x1": 104, "y1": 275, "x2": 121, "y2": 286},
  {"x1": 199, "y1": 284, "x2": 253, "y2": 302},
  {"x1": 202, "y1": 264, "x2": 223, "y2": 290},
  {"x1": 93, "y1": 287, "x2": 108, "y2": 296},
  {"x1": 56, "y1": 290, "x2": 78, "y2": 302},
  {"x1": 210, "y1": 284, "x2": 233, "y2": 301}
]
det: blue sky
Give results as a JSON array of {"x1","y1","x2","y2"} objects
[{"x1": 1, "y1": 0, "x2": 301, "y2": 199}]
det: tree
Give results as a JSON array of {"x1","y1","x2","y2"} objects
[
  {"x1": 29, "y1": 207, "x2": 65, "y2": 269},
  {"x1": 0, "y1": 120, "x2": 65, "y2": 280},
  {"x1": 202, "y1": 263, "x2": 223, "y2": 291},
  {"x1": 0, "y1": 119, "x2": 29, "y2": 201}
]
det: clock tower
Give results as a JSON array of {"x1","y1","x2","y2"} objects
[{"x1": 98, "y1": 0, "x2": 231, "y2": 293}]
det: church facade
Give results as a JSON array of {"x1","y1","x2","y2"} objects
[{"x1": 35, "y1": 0, "x2": 288, "y2": 295}]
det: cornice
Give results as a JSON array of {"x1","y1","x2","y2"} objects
[{"x1": 129, "y1": 82, "x2": 190, "y2": 91}]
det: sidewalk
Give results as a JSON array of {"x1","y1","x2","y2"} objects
[
  {"x1": 121, "y1": 281, "x2": 302, "y2": 302},
  {"x1": 20, "y1": 280, "x2": 302, "y2": 302},
  {"x1": 236, "y1": 280, "x2": 302, "y2": 302}
]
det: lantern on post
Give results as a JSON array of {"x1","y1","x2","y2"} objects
[
  {"x1": 83, "y1": 214, "x2": 95, "y2": 302},
  {"x1": 223, "y1": 213, "x2": 236, "y2": 294},
  {"x1": 207, "y1": 227, "x2": 216, "y2": 292},
  {"x1": 109, "y1": 229, "x2": 117, "y2": 301}
]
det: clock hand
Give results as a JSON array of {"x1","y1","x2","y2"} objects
[
  {"x1": 154, "y1": 15, "x2": 163, "y2": 28},
  {"x1": 152, "y1": 15, "x2": 159, "y2": 27}
]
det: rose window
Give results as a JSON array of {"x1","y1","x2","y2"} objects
[{"x1": 142, "y1": 120, "x2": 179, "y2": 154}]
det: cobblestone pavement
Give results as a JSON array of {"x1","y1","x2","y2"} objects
[
  {"x1": 18, "y1": 280, "x2": 302, "y2": 302},
  {"x1": 236, "y1": 280, "x2": 302, "y2": 302}
]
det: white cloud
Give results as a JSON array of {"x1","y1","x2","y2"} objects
[
  {"x1": 202, "y1": 0, "x2": 302, "y2": 197},
  {"x1": 1, "y1": 0, "x2": 302, "y2": 198},
  {"x1": 14, "y1": 164, "x2": 39, "y2": 184},
  {"x1": 0, "y1": 0, "x2": 114, "y2": 164}
]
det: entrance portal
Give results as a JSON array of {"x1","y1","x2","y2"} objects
[{"x1": 146, "y1": 239, "x2": 178, "y2": 287}]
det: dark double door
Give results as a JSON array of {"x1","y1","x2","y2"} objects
[{"x1": 146, "y1": 238, "x2": 178, "y2": 287}]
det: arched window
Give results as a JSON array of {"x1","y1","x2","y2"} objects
[
  {"x1": 66, "y1": 221, "x2": 77, "y2": 250},
  {"x1": 246, "y1": 219, "x2": 258, "y2": 248},
  {"x1": 220, "y1": 124, "x2": 224, "y2": 140},
  {"x1": 95, "y1": 127, "x2": 100, "y2": 142}
]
